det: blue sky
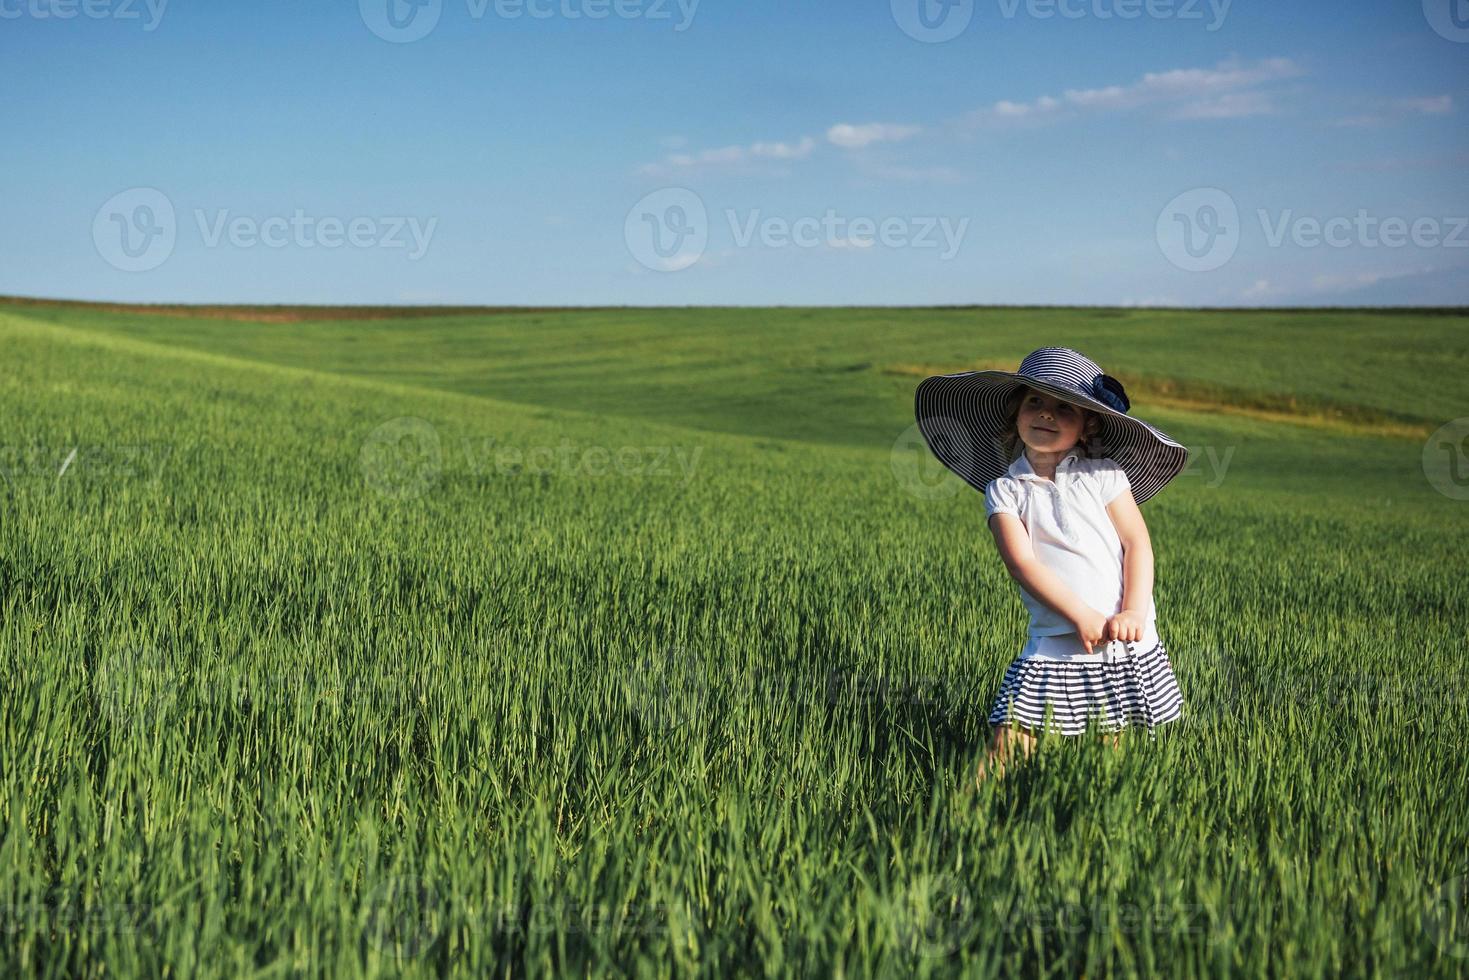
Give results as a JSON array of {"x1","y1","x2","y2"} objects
[{"x1": 1, "y1": 0, "x2": 1466, "y2": 306}]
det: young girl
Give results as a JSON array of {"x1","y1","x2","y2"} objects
[{"x1": 912, "y1": 347, "x2": 1189, "y2": 783}]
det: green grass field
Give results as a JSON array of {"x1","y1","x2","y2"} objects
[{"x1": 2, "y1": 298, "x2": 1466, "y2": 978}]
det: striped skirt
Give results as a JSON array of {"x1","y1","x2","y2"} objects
[{"x1": 986, "y1": 635, "x2": 1184, "y2": 736}]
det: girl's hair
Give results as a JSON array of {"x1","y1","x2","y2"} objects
[{"x1": 999, "y1": 384, "x2": 1106, "y2": 464}]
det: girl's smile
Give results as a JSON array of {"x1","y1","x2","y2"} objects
[{"x1": 1017, "y1": 390, "x2": 1084, "y2": 449}]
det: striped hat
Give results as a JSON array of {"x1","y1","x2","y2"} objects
[{"x1": 913, "y1": 347, "x2": 1189, "y2": 505}]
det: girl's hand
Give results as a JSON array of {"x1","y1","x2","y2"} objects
[
  {"x1": 1106, "y1": 610, "x2": 1145, "y2": 644},
  {"x1": 1071, "y1": 608, "x2": 1109, "y2": 655}
]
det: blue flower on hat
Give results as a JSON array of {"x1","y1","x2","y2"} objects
[{"x1": 1091, "y1": 374, "x2": 1130, "y2": 414}]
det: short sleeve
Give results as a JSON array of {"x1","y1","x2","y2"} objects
[
  {"x1": 984, "y1": 477, "x2": 1020, "y2": 518},
  {"x1": 1096, "y1": 459, "x2": 1132, "y2": 505}
]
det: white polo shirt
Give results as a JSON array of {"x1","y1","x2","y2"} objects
[{"x1": 983, "y1": 446, "x2": 1158, "y2": 660}]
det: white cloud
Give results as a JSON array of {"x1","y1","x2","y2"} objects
[
  {"x1": 1332, "y1": 114, "x2": 1384, "y2": 129},
  {"x1": 1332, "y1": 94, "x2": 1454, "y2": 128},
  {"x1": 636, "y1": 136, "x2": 816, "y2": 177},
  {"x1": 826, "y1": 122, "x2": 922, "y2": 149},
  {"x1": 1169, "y1": 90, "x2": 1279, "y2": 120},
  {"x1": 1241, "y1": 278, "x2": 1277, "y2": 300},
  {"x1": 1309, "y1": 270, "x2": 1395, "y2": 293},
  {"x1": 848, "y1": 161, "x2": 968, "y2": 184},
  {"x1": 1392, "y1": 95, "x2": 1453, "y2": 115},
  {"x1": 960, "y1": 57, "x2": 1303, "y2": 127},
  {"x1": 751, "y1": 137, "x2": 818, "y2": 159}
]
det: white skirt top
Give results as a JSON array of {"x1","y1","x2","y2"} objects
[{"x1": 1018, "y1": 617, "x2": 1162, "y2": 664}]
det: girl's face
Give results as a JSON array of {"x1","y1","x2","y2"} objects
[{"x1": 1015, "y1": 388, "x2": 1087, "y2": 453}]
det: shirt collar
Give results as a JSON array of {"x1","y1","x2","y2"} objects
[{"x1": 1008, "y1": 446, "x2": 1083, "y2": 485}]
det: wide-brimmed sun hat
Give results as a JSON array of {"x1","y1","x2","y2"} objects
[{"x1": 913, "y1": 347, "x2": 1189, "y2": 505}]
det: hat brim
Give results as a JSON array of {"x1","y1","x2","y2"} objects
[{"x1": 914, "y1": 369, "x2": 1189, "y2": 506}]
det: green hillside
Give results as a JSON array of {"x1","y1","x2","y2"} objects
[{"x1": 1, "y1": 300, "x2": 1465, "y2": 978}]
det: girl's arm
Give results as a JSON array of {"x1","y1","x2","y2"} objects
[
  {"x1": 986, "y1": 512, "x2": 1101, "y2": 630},
  {"x1": 1105, "y1": 488, "x2": 1155, "y2": 636}
]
